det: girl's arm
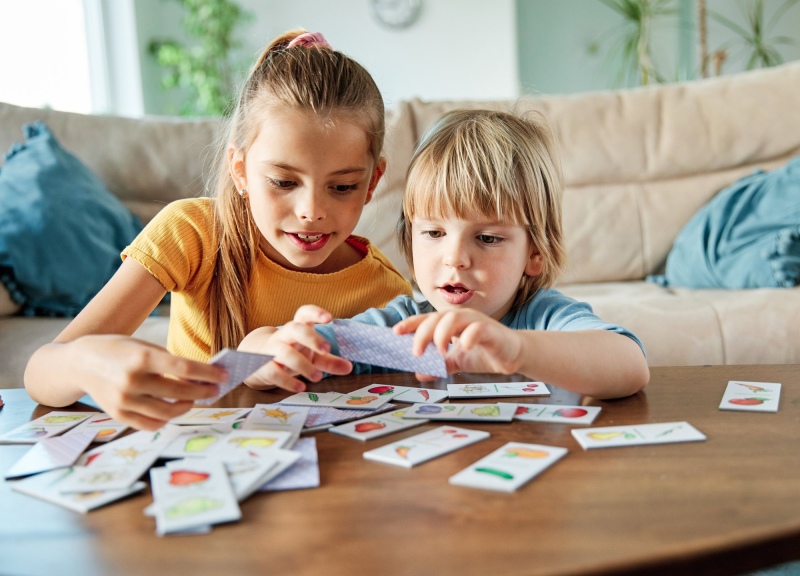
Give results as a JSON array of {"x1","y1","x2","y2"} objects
[
  {"x1": 24, "y1": 259, "x2": 227, "y2": 430},
  {"x1": 396, "y1": 310, "x2": 649, "y2": 399}
]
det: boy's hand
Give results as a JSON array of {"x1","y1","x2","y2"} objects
[
  {"x1": 242, "y1": 305, "x2": 352, "y2": 392},
  {"x1": 394, "y1": 309, "x2": 524, "y2": 376}
]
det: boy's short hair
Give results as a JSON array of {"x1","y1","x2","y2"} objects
[{"x1": 397, "y1": 108, "x2": 566, "y2": 308}]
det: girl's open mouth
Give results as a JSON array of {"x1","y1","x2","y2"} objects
[
  {"x1": 439, "y1": 284, "x2": 474, "y2": 305},
  {"x1": 288, "y1": 232, "x2": 330, "y2": 251}
]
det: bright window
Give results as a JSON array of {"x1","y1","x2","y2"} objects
[{"x1": 0, "y1": 0, "x2": 93, "y2": 113}]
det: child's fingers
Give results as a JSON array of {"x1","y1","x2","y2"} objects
[
  {"x1": 312, "y1": 354, "x2": 352, "y2": 376},
  {"x1": 276, "y1": 323, "x2": 331, "y2": 355},
  {"x1": 393, "y1": 314, "x2": 428, "y2": 335},
  {"x1": 246, "y1": 361, "x2": 306, "y2": 393},
  {"x1": 293, "y1": 304, "x2": 333, "y2": 324}
]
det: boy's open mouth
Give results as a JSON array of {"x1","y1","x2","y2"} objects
[{"x1": 439, "y1": 283, "x2": 474, "y2": 305}]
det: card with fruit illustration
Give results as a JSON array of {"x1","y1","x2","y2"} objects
[
  {"x1": 719, "y1": 380, "x2": 781, "y2": 413},
  {"x1": 571, "y1": 421, "x2": 706, "y2": 450},
  {"x1": 65, "y1": 413, "x2": 129, "y2": 443},
  {"x1": 242, "y1": 403, "x2": 310, "y2": 437},
  {"x1": 401, "y1": 402, "x2": 517, "y2": 422},
  {"x1": 363, "y1": 426, "x2": 490, "y2": 468},
  {"x1": 170, "y1": 408, "x2": 253, "y2": 426},
  {"x1": 392, "y1": 387, "x2": 449, "y2": 404},
  {"x1": 447, "y1": 382, "x2": 549, "y2": 398},
  {"x1": 449, "y1": 442, "x2": 568, "y2": 492},
  {"x1": 508, "y1": 403, "x2": 601, "y2": 425},
  {"x1": 302, "y1": 404, "x2": 397, "y2": 432},
  {"x1": 332, "y1": 319, "x2": 448, "y2": 377},
  {"x1": 328, "y1": 408, "x2": 428, "y2": 441},
  {"x1": 150, "y1": 459, "x2": 241, "y2": 535},
  {"x1": 280, "y1": 390, "x2": 393, "y2": 411},
  {"x1": 0, "y1": 411, "x2": 94, "y2": 444}
]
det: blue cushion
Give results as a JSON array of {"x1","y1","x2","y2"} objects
[
  {"x1": 648, "y1": 157, "x2": 800, "y2": 289},
  {"x1": 0, "y1": 122, "x2": 142, "y2": 316}
]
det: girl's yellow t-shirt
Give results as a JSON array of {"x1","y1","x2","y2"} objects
[{"x1": 122, "y1": 198, "x2": 411, "y2": 361}]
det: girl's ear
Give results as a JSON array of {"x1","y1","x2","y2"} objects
[
  {"x1": 365, "y1": 158, "x2": 387, "y2": 204},
  {"x1": 228, "y1": 145, "x2": 247, "y2": 191},
  {"x1": 524, "y1": 248, "x2": 544, "y2": 277}
]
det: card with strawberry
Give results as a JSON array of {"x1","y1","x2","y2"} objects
[
  {"x1": 447, "y1": 382, "x2": 549, "y2": 399},
  {"x1": 506, "y1": 403, "x2": 601, "y2": 425}
]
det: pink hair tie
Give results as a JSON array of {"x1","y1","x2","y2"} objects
[{"x1": 287, "y1": 32, "x2": 331, "y2": 49}]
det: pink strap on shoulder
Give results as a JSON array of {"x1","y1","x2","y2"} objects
[{"x1": 287, "y1": 32, "x2": 331, "y2": 49}]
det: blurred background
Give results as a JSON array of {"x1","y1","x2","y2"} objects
[{"x1": 1, "y1": 0, "x2": 799, "y2": 117}]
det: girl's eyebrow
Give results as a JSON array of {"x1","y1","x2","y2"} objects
[{"x1": 263, "y1": 161, "x2": 367, "y2": 176}]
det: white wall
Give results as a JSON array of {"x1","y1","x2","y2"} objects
[{"x1": 138, "y1": 0, "x2": 520, "y2": 114}]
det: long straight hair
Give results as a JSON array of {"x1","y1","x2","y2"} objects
[{"x1": 207, "y1": 30, "x2": 385, "y2": 354}]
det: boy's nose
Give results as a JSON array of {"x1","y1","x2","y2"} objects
[{"x1": 442, "y1": 240, "x2": 470, "y2": 269}]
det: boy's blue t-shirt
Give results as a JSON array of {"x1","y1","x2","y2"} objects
[{"x1": 315, "y1": 289, "x2": 646, "y2": 375}]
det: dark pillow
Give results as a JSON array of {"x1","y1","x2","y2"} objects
[
  {"x1": 0, "y1": 122, "x2": 142, "y2": 316},
  {"x1": 649, "y1": 157, "x2": 800, "y2": 289}
]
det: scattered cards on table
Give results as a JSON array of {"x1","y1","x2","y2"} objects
[
  {"x1": 447, "y1": 382, "x2": 549, "y2": 398},
  {"x1": 449, "y1": 442, "x2": 568, "y2": 492},
  {"x1": 571, "y1": 421, "x2": 706, "y2": 450},
  {"x1": 719, "y1": 380, "x2": 781, "y2": 413},
  {"x1": 0, "y1": 412, "x2": 94, "y2": 444}
]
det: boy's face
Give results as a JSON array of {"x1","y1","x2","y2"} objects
[
  {"x1": 411, "y1": 213, "x2": 543, "y2": 320},
  {"x1": 229, "y1": 106, "x2": 383, "y2": 273}
]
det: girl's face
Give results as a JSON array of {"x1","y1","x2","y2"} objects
[
  {"x1": 411, "y1": 214, "x2": 543, "y2": 320},
  {"x1": 230, "y1": 106, "x2": 383, "y2": 273}
]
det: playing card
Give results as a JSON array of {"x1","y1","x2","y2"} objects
[
  {"x1": 328, "y1": 408, "x2": 428, "y2": 441},
  {"x1": 260, "y1": 438, "x2": 319, "y2": 491},
  {"x1": 0, "y1": 411, "x2": 94, "y2": 444},
  {"x1": 301, "y1": 404, "x2": 397, "y2": 432},
  {"x1": 449, "y1": 442, "x2": 568, "y2": 492},
  {"x1": 165, "y1": 455, "x2": 278, "y2": 503},
  {"x1": 5, "y1": 430, "x2": 97, "y2": 479},
  {"x1": 66, "y1": 413, "x2": 129, "y2": 443},
  {"x1": 508, "y1": 403, "x2": 601, "y2": 425},
  {"x1": 149, "y1": 459, "x2": 241, "y2": 535},
  {"x1": 392, "y1": 387, "x2": 449, "y2": 404},
  {"x1": 571, "y1": 421, "x2": 706, "y2": 450},
  {"x1": 332, "y1": 319, "x2": 447, "y2": 377},
  {"x1": 242, "y1": 403, "x2": 310, "y2": 438},
  {"x1": 280, "y1": 390, "x2": 393, "y2": 411},
  {"x1": 159, "y1": 426, "x2": 237, "y2": 459},
  {"x1": 447, "y1": 382, "x2": 549, "y2": 398},
  {"x1": 719, "y1": 380, "x2": 781, "y2": 413},
  {"x1": 63, "y1": 428, "x2": 181, "y2": 492},
  {"x1": 362, "y1": 426, "x2": 490, "y2": 468},
  {"x1": 170, "y1": 408, "x2": 253, "y2": 425},
  {"x1": 196, "y1": 349, "x2": 273, "y2": 406},
  {"x1": 401, "y1": 402, "x2": 517, "y2": 422},
  {"x1": 10, "y1": 468, "x2": 146, "y2": 513}
]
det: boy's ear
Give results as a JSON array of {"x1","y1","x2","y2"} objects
[
  {"x1": 524, "y1": 248, "x2": 544, "y2": 277},
  {"x1": 228, "y1": 145, "x2": 247, "y2": 191},
  {"x1": 365, "y1": 158, "x2": 387, "y2": 205}
]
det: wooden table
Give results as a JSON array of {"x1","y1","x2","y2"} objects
[{"x1": 1, "y1": 365, "x2": 799, "y2": 576}]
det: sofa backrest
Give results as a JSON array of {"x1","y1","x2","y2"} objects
[{"x1": 2, "y1": 61, "x2": 799, "y2": 285}]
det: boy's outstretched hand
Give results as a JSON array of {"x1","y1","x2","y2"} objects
[
  {"x1": 394, "y1": 309, "x2": 524, "y2": 377},
  {"x1": 240, "y1": 305, "x2": 352, "y2": 393}
]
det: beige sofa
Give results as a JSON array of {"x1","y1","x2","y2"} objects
[{"x1": 2, "y1": 62, "x2": 799, "y2": 389}]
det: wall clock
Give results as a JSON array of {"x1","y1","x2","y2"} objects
[{"x1": 371, "y1": 0, "x2": 422, "y2": 29}]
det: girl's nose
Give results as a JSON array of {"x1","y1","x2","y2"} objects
[{"x1": 296, "y1": 190, "x2": 325, "y2": 221}]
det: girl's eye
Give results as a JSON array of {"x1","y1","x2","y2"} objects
[
  {"x1": 478, "y1": 234, "x2": 503, "y2": 244},
  {"x1": 422, "y1": 230, "x2": 443, "y2": 239},
  {"x1": 269, "y1": 178, "x2": 295, "y2": 189},
  {"x1": 332, "y1": 184, "x2": 359, "y2": 194}
]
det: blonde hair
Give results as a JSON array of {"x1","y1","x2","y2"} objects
[
  {"x1": 207, "y1": 29, "x2": 385, "y2": 354},
  {"x1": 397, "y1": 108, "x2": 566, "y2": 309}
]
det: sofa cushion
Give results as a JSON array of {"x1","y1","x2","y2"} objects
[
  {"x1": 0, "y1": 122, "x2": 142, "y2": 316},
  {"x1": 650, "y1": 156, "x2": 800, "y2": 289}
]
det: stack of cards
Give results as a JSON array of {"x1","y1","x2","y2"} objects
[
  {"x1": 363, "y1": 426, "x2": 489, "y2": 468},
  {"x1": 449, "y1": 442, "x2": 567, "y2": 492},
  {"x1": 719, "y1": 380, "x2": 781, "y2": 413}
]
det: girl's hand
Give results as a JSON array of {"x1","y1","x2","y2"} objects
[
  {"x1": 242, "y1": 305, "x2": 352, "y2": 392},
  {"x1": 68, "y1": 336, "x2": 229, "y2": 431},
  {"x1": 394, "y1": 310, "x2": 524, "y2": 377}
]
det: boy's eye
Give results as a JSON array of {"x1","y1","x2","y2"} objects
[
  {"x1": 331, "y1": 184, "x2": 359, "y2": 194},
  {"x1": 269, "y1": 178, "x2": 295, "y2": 189},
  {"x1": 478, "y1": 234, "x2": 502, "y2": 244}
]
